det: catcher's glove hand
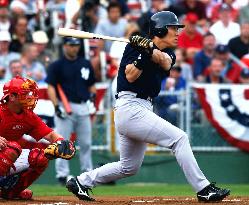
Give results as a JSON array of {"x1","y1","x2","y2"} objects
[
  {"x1": 129, "y1": 35, "x2": 154, "y2": 56},
  {"x1": 44, "y1": 140, "x2": 76, "y2": 160}
]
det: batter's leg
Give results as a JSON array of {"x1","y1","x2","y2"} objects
[
  {"x1": 119, "y1": 105, "x2": 209, "y2": 192},
  {"x1": 77, "y1": 134, "x2": 147, "y2": 187}
]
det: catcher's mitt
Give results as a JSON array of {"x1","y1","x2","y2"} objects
[
  {"x1": 44, "y1": 140, "x2": 76, "y2": 160},
  {"x1": 129, "y1": 35, "x2": 154, "y2": 56}
]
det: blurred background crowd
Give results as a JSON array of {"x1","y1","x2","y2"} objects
[{"x1": 0, "y1": 0, "x2": 249, "y2": 123}]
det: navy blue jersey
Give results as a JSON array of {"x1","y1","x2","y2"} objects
[
  {"x1": 117, "y1": 44, "x2": 176, "y2": 98},
  {"x1": 46, "y1": 56, "x2": 95, "y2": 102}
]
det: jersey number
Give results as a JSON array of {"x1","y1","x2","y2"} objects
[{"x1": 81, "y1": 67, "x2": 90, "y2": 80}]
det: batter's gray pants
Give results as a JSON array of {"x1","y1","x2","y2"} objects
[
  {"x1": 78, "y1": 92, "x2": 210, "y2": 192},
  {"x1": 55, "y1": 102, "x2": 93, "y2": 179}
]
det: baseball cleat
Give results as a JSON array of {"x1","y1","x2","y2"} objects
[
  {"x1": 0, "y1": 189, "x2": 33, "y2": 199},
  {"x1": 197, "y1": 182, "x2": 230, "y2": 202},
  {"x1": 66, "y1": 177, "x2": 94, "y2": 201}
]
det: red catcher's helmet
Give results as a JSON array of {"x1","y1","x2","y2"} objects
[{"x1": 1, "y1": 76, "x2": 39, "y2": 110}]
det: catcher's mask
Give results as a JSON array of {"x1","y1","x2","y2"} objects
[{"x1": 1, "y1": 76, "x2": 39, "y2": 110}]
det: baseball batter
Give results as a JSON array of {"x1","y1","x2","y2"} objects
[
  {"x1": 66, "y1": 11, "x2": 230, "y2": 202},
  {"x1": 0, "y1": 76, "x2": 75, "y2": 199}
]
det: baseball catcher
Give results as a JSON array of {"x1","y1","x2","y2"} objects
[{"x1": 0, "y1": 76, "x2": 76, "y2": 200}]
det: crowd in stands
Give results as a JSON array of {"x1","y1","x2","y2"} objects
[{"x1": 0, "y1": 0, "x2": 249, "y2": 124}]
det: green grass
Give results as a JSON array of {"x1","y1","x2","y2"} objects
[{"x1": 30, "y1": 184, "x2": 249, "y2": 197}]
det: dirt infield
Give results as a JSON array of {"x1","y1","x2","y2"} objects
[{"x1": 0, "y1": 196, "x2": 249, "y2": 205}]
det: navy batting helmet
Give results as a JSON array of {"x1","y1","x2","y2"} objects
[{"x1": 149, "y1": 11, "x2": 185, "y2": 38}]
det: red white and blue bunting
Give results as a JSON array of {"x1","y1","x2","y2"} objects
[{"x1": 194, "y1": 83, "x2": 249, "y2": 152}]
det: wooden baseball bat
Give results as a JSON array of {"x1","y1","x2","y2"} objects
[
  {"x1": 57, "y1": 84, "x2": 72, "y2": 115},
  {"x1": 58, "y1": 28, "x2": 130, "y2": 43}
]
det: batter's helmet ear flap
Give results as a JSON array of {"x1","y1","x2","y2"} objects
[{"x1": 154, "y1": 27, "x2": 168, "y2": 38}]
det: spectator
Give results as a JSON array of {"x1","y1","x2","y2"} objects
[
  {"x1": 193, "y1": 32, "x2": 216, "y2": 82},
  {"x1": 94, "y1": 2, "x2": 127, "y2": 53},
  {"x1": 178, "y1": 13, "x2": 203, "y2": 64},
  {"x1": 9, "y1": 0, "x2": 29, "y2": 17},
  {"x1": 239, "y1": 68, "x2": 249, "y2": 84},
  {"x1": 209, "y1": 3, "x2": 240, "y2": 45},
  {"x1": 0, "y1": 65, "x2": 6, "y2": 83},
  {"x1": 228, "y1": 22, "x2": 249, "y2": 59},
  {"x1": 46, "y1": 37, "x2": 96, "y2": 185},
  {"x1": 9, "y1": 59, "x2": 24, "y2": 78},
  {"x1": 154, "y1": 66, "x2": 186, "y2": 125},
  {"x1": 215, "y1": 44, "x2": 242, "y2": 83},
  {"x1": 174, "y1": 48, "x2": 193, "y2": 82},
  {"x1": 72, "y1": 0, "x2": 100, "y2": 32},
  {"x1": 92, "y1": 2, "x2": 128, "y2": 81},
  {"x1": 32, "y1": 30, "x2": 53, "y2": 69},
  {"x1": 171, "y1": 0, "x2": 207, "y2": 22},
  {"x1": 0, "y1": 6, "x2": 11, "y2": 31},
  {"x1": 205, "y1": 57, "x2": 229, "y2": 83},
  {"x1": 210, "y1": 0, "x2": 239, "y2": 23},
  {"x1": 239, "y1": 0, "x2": 249, "y2": 24},
  {"x1": 20, "y1": 43, "x2": 47, "y2": 83},
  {"x1": 9, "y1": 15, "x2": 33, "y2": 53},
  {"x1": 0, "y1": 30, "x2": 21, "y2": 80},
  {"x1": 137, "y1": 0, "x2": 167, "y2": 36}
]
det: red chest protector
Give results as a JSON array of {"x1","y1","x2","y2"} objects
[{"x1": 0, "y1": 106, "x2": 32, "y2": 141}]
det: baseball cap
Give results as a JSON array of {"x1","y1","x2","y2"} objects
[
  {"x1": 185, "y1": 13, "x2": 198, "y2": 24},
  {"x1": 63, "y1": 37, "x2": 80, "y2": 45},
  {"x1": 0, "y1": 30, "x2": 11, "y2": 42},
  {"x1": 215, "y1": 44, "x2": 229, "y2": 54},
  {"x1": 32, "y1": 31, "x2": 49, "y2": 44},
  {"x1": 240, "y1": 69, "x2": 249, "y2": 78},
  {"x1": 219, "y1": 3, "x2": 231, "y2": 12}
]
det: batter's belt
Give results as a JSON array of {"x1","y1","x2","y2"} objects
[{"x1": 115, "y1": 91, "x2": 154, "y2": 103}]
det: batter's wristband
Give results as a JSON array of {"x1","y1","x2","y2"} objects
[{"x1": 132, "y1": 54, "x2": 150, "y2": 70}]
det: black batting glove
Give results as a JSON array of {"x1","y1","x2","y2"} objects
[
  {"x1": 54, "y1": 105, "x2": 66, "y2": 119},
  {"x1": 129, "y1": 35, "x2": 154, "y2": 56}
]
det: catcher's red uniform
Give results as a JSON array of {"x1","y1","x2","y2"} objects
[
  {"x1": 0, "y1": 105, "x2": 53, "y2": 143},
  {"x1": 0, "y1": 76, "x2": 54, "y2": 199}
]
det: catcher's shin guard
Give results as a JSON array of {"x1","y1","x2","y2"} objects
[
  {"x1": 0, "y1": 141, "x2": 22, "y2": 176},
  {"x1": 1, "y1": 148, "x2": 48, "y2": 198}
]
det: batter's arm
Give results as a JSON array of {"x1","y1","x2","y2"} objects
[
  {"x1": 151, "y1": 49, "x2": 172, "y2": 71},
  {"x1": 125, "y1": 63, "x2": 143, "y2": 83}
]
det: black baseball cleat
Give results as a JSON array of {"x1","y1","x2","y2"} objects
[
  {"x1": 66, "y1": 177, "x2": 95, "y2": 201},
  {"x1": 197, "y1": 182, "x2": 230, "y2": 202}
]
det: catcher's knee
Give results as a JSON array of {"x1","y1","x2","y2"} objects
[
  {"x1": 28, "y1": 148, "x2": 48, "y2": 173},
  {"x1": 0, "y1": 141, "x2": 22, "y2": 176}
]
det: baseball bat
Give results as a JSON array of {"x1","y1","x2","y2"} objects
[
  {"x1": 57, "y1": 84, "x2": 72, "y2": 115},
  {"x1": 58, "y1": 28, "x2": 130, "y2": 43}
]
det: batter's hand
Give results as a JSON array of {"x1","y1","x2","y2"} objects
[
  {"x1": 0, "y1": 136, "x2": 7, "y2": 150},
  {"x1": 129, "y1": 35, "x2": 154, "y2": 56},
  {"x1": 44, "y1": 140, "x2": 76, "y2": 160}
]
